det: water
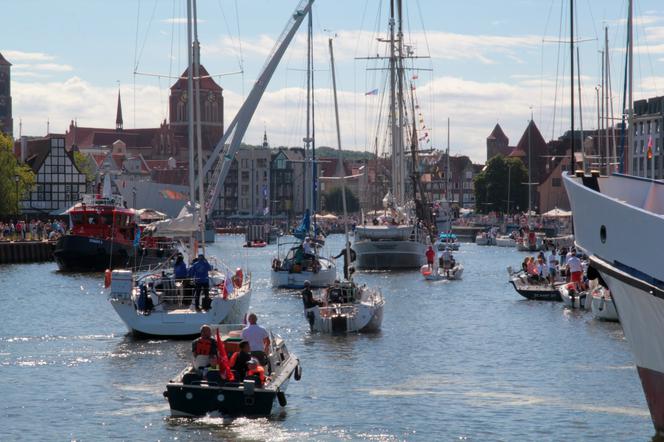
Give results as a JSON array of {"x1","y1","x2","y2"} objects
[{"x1": 0, "y1": 235, "x2": 656, "y2": 440}]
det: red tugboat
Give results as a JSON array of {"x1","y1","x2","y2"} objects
[{"x1": 54, "y1": 192, "x2": 176, "y2": 272}]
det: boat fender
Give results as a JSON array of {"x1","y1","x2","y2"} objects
[
  {"x1": 294, "y1": 363, "x2": 302, "y2": 381},
  {"x1": 277, "y1": 391, "x2": 287, "y2": 407},
  {"x1": 104, "y1": 269, "x2": 112, "y2": 288},
  {"x1": 599, "y1": 296, "x2": 605, "y2": 311}
]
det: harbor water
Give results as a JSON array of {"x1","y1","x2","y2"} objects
[{"x1": 0, "y1": 234, "x2": 655, "y2": 440}]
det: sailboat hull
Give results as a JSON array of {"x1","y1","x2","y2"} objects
[{"x1": 354, "y1": 239, "x2": 426, "y2": 270}]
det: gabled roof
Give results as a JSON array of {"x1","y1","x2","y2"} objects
[
  {"x1": 170, "y1": 65, "x2": 223, "y2": 92},
  {"x1": 515, "y1": 120, "x2": 546, "y2": 154},
  {"x1": 0, "y1": 52, "x2": 11, "y2": 66},
  {"x1": 487, "y1": 123, "x2": 508, "y2": 143}
]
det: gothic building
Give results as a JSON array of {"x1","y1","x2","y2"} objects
[{"x1": 0, "y1": 52, "x2": 12, "y2": 137}]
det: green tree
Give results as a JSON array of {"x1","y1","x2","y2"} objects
[
  {"x1": 0, "y1": 133, "x2": 36, "y2": 216},
  {"x1": 473, "y1": 155, "x2": 528, "y2": 214},
  {"x1": 322, "y1": 187, "x2": 360, "y2": 213},
  {"x1": 73, "y1": 151, "x2": 95, "y2": 183}
]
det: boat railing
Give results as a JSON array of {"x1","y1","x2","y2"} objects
[
  {"x1": 318, "y1": 304, "x2": 359, "y2": 317},
  {"x1": 80, "y1": 193, "x2": 125, "y2": 208}
]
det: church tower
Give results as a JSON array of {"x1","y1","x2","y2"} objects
[
  {"x1": 0, "y1": 52, "x2": 13, "y2": 138},
  {"x1": 115, "y1": 88, "x2": 123, "y2": 131}
]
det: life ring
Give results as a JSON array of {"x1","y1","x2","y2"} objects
[
  {"x1": 294, "y1": 364, "x2": 302, "y2": 381},
  {"x1": 277, "y1": 391, "x2": 287, "y2": 407},
  {"x1": 104, "y1": 269, "x2": 112, "y2": 288}
]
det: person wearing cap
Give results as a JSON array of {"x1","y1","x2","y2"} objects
[
  {"x1": 301, "y1": 280, "x2": 322, "y2": 310},
  {"x1": 188, "y1": 253, "x2": 213, "y2": 311}
]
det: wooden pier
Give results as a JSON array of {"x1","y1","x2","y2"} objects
[{"x1": 0, "y1": 241, "x2": 55, "y2": 264}]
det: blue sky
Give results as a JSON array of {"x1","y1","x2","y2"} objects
[{"x1": 2, "y1": 0, "x2": 663, "y2": 162}]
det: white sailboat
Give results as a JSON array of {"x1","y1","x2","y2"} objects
[
  {"x1": 304, "y1": 38, "x2": 384, "y2": 333},
  {"x1": 353, "y1": 0, "x2": 438, "y2": 270},
  {"x1": 563, "y1": 0, "x2": 664, "y2": 434},
  {"x1": 270, "y1": 6, "x2": 336, "y2": 289},
  {"x1": 109, "y1": 0, "x2": 313, "y2": 336}
]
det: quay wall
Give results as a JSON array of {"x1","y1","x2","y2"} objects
[{"x1": 0, "y1": 241, "x2": 55, "y2": 264}]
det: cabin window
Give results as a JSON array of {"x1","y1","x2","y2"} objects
[
  {"x1": 100, "y1": 214, "x2": 113, "y2": 225},
  {"x1": 86, "y1": 214, "x2": 98, "y2": 225},
  {"x1": 71, "y1": 213, "x2": 84, "y2": 226}
]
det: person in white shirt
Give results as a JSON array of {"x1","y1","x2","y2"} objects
[
  {"x1": 241, "y1": 313, "x2": 271, "y2": 364},
  {"x1": 547, "y1": 249, "x2": 558, "y2": 283},
  {"x1": 566, "y1": 249, "x2": 584, "y2": 289},
  {"x1": 302, "y1": 238, "x2": 313, "y2": 256}
]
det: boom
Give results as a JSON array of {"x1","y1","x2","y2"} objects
[{"x1": 202, "y1": 0, "x2": 314, "y2": 217}]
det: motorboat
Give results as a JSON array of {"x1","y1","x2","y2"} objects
[
  {"x1": 558, "y1": 282, "x2": 591, "y2": 310},
  {"x1": 495, "y1": 234, "x2": 517, "y2": 247},
  {"x1": 163, "y1": 324, "x2": 301, "y2": 417},
  {"x1": 475, "y1": 232, "x2": 495, "y2": 246},
  {"x1": 516, "y1": 231, "x2": 544, "y2": 252},
  {"x1": 304, "y1": 280, "x2": 384, "y2": 333},
  {"x1": 437, "y1": 232, "x2": 460, "y2": 251},
  {"x1": 108, "y1": 263, "x2": 251, "y2": 337},
  {"x1": 420, "y1": 263, "x2": 463, "y2": 281},
  {"x1": 590, "y1": 286, "x2": 619, "y2": 322},
  {"x1": 507, "y1": 266, "x2": 562, "y2": 301}
]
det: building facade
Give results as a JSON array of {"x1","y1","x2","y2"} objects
[
  {"x1": 0, "y1": 52, "x2": 12, "y2": 137},
  {"x1": 21, "y1": 135, "x2": 88, "y2": 214},
  {"x1": 631, "y1": 96, "x2": 664, "y2": 178}
]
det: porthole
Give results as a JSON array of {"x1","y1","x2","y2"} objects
[
  {"x1": 217, "y1": 394, "x2": 225, "y2": 402},
  {"x1": 600, "y1": 225, "x2": 607, "y2": 243},
  {"x1": 185, "y1": 392, "x2": 193, "y2": 400}
]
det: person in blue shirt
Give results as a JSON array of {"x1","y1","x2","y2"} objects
[{"x1": 189, "y1": 253, "x2": 213, "y2": 311}]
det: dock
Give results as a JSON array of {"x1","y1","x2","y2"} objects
[{"x1": 0, "y1": 241, "x2": 55, "y2": 264}]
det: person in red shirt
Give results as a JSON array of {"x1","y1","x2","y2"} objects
[{"x1": 425, "y1": 245, "x2": 435, "y2": 270}]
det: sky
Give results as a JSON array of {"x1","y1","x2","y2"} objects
[{"x1": 2, "y1": 0, "x2": 663, "y2": 163}]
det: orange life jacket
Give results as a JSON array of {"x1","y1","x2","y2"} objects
[
  {"x1": 247, "y1": 365, "x2": 266, "y2": 384},
  {"x1": 195, "y1": 338, "x2": 213, "y2": 356}
]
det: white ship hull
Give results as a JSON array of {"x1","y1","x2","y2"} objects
[
  {"x1": 304, "y1": 286, "x2": 384, "y2": 333},
  {"x1": 590, "y1": 286, "x2": 619, "y2": 322},
  {"x1": 270, "y1": 262, "x2": 337, "y2": 289},
  {"x1": 564, "y1": 172, "x2": 664, "y2": 434}
]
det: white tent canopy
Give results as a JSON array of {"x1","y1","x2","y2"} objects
[
  {"x1": 542, "y1": 207, "x2": 572, "y2": 217},
  {"x1": 143, "y1": 202, "x2": 199, "y2": 237}
]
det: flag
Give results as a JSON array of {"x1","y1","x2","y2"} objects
[
  {"x1": 216, "y1": 328, "x2": 234, "y2": 381},
  {"x1": 222, "y1": 270, "x2": 234, "y2": 300},
  {"x1": 412, "y1": 74, "x2": 419, "y2": 80},
  {"x1": 365, "y1": 88, "x2": 378, "y2": 96},
  {"x1": 647, "y1": 135, "x2": 653, "y2": 159}
]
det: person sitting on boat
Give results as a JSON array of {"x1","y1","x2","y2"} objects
[
  {"x1": 536, "y1": 256, "x2": 547, "y2": 281},
  {"x1": 189, "y1": 253, "x2": 213, "y2": 311},
  {"x1": 521, "y1": 257, "x2": 530, "y2": 273},
  {"x1": 292, "y1": 246, "x2": 305, "y2": 273},
  {"x1": 245, "y1": 358, "x2": 266, "y2": 387},
  {"x1": 241, "y1": 313, "x2": 271, "y2": 365},
  {"x1": 205, "y1": 355, "x2": 223, "y2": 385},
  {"x1": 192, "y1": 324, "x2": 218, "y2": 370},
  {"x1": 425, "y1": 245, "x2": 436, "y2": 270},
  {"x1": 303, "y1": 237, "x2": 314, "y2": 256},
  {"x1": 229, "y1": 340, "x2": 252, "y2": 382}
]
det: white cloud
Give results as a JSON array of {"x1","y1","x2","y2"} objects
[
  {"x1": 33, "y1": 63, "x2": 74, "y2": 72},
  {"x1": 1, "y1": 50, "x2": 55, "y2": 62}
]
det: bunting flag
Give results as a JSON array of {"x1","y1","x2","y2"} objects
[{"x1": 647, "y1": 135, "x2": 653, "y2": 159}]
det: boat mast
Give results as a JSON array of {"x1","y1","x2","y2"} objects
[
  {"x1": 607, "y1": 26, "x2": 617, "y2": 174},
  {"x1": 577, "y1": 47, "x2": 584, "y2": 171},
  {"x1": 193, "y1": 0, "x2": 205, "y2": 255},
  {"x1": 604, "y1": 27, "x2": 610, "y2": 175},
  {"x1": 328, "y1": 37, "x2": 352, "y2": 281},
  {"x1": 304, "y1": 8, "x2": 313, "y2": 224},
  {"x1": 446, "y1": 117, "x2": 450, "y2": 202},
  {"x1": 186, "y1": 0, "x2": 195, "y2": 203},
  {"x1": 388, "y1": 0, "x2": 398, "y2": 203},
  {"x1": 627, "y1": 0, "x2": 634, "y2": 175},
  {"x1": 396, "y1": 0, "x2": 405, "y2": 204},
  {"x1": 569, "y1": 0, "x2": 575, "y2": 172},
  {"x1": 600, "y1": 46, "x2": 605, "y2": 174},
  {"x1": 310, "y1": 9, "x2": 318, "y2": 219}
]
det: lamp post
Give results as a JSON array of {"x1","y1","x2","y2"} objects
[{"x1": 14, "y1": 174, "x2": 20, "y2": 215}]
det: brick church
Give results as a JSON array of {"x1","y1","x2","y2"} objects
[
  {"x1": 65, "y1": 64, "x2": 224, "y2": 161},
  {"x1": 0, "y1": 52, "x2": 12, "y2": 137}
]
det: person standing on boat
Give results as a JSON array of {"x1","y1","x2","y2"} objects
[
  {"x1": 241, "y1": 313, "x2": 271, "y2": 363},
  {"x1": 192, "y1": 324, "x2": 217, "y2": 369},
  {"x1": 302, "y1": 280, "x2": 322, "y2": 329},
  {"x1": 425, "y1": 245, "x2": 436, "y2": 270},
  {"x1": 567, "y1": 250, "x2": 584, "y2": 290},
  {"x1": 547, "y1": 248, "x2": 559, "y2": 284},
  {"x1": 189, "y1": 253, "x2": 213, "y2": 311},
  {"x1": 440, "y1": 247, "x2": 452, "y2": 270},
  {"x1": 333, "y1": 243, "x2": 356, "y2": 280}
]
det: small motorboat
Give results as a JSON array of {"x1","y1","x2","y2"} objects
[
  {"x1": 163, "y1": 324, "x2": 301, "y2": 417},
  {"x1": 558, "y1": 282, "x2": 591, "y2": 309},
  {"x1": 436, "y1": 233, "x2": 460, "y2": 251},
  {"x1": 495, "y1": 234, "x2": 516, "y2": 247},
  {"x1": 507, "y1": 266, "x2": 562, "y2": 301},
  {"x1": 420, "y1": 264, "x2": 463, "y2": 281},
  {"x1": 475, "y1": 232, "x2": 495, "y2": 246},
  {"x1": 590, "y1": 286, "x2": 619, "y2": 322}
]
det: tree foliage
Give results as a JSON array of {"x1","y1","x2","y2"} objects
[
  {"x1": 323, "y1": 187, "x2": 360, "y2": 214},
  {"x1": 73, "y1": 151, "x2": 95, "y2": 183},
  {"x1": 0, "y1": 133, "x2": 36, "y2": 216},
  {"x1": 473, "y1": 155, "x2": 528, "y2": 214}
]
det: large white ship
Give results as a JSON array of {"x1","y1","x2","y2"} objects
[{"x1": 564, "y1": 171, "x2": 664, "y2": 434}]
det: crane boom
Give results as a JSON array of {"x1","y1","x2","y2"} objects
[{"x1": 202, "y1": 0, "x2": 314, "y2": 217}]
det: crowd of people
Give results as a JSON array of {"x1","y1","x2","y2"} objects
[
  {"x1": 521, "y1": 247, "x2": 586, "y2": 289},
  {"x1": 0, "y1": 219, "x2": 67, "y2": 241}
]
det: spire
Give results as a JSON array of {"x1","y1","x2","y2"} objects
[
  {"x1": 262, "y1": 129, "x2": 269, "y2": 148},
  {"x1": 115, "y1": 88, "x2": 123, "y2": 131}
]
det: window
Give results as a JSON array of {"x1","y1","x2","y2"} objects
[{"x1": 241, "y1": 171, "x2": 249, "y2": 181}]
